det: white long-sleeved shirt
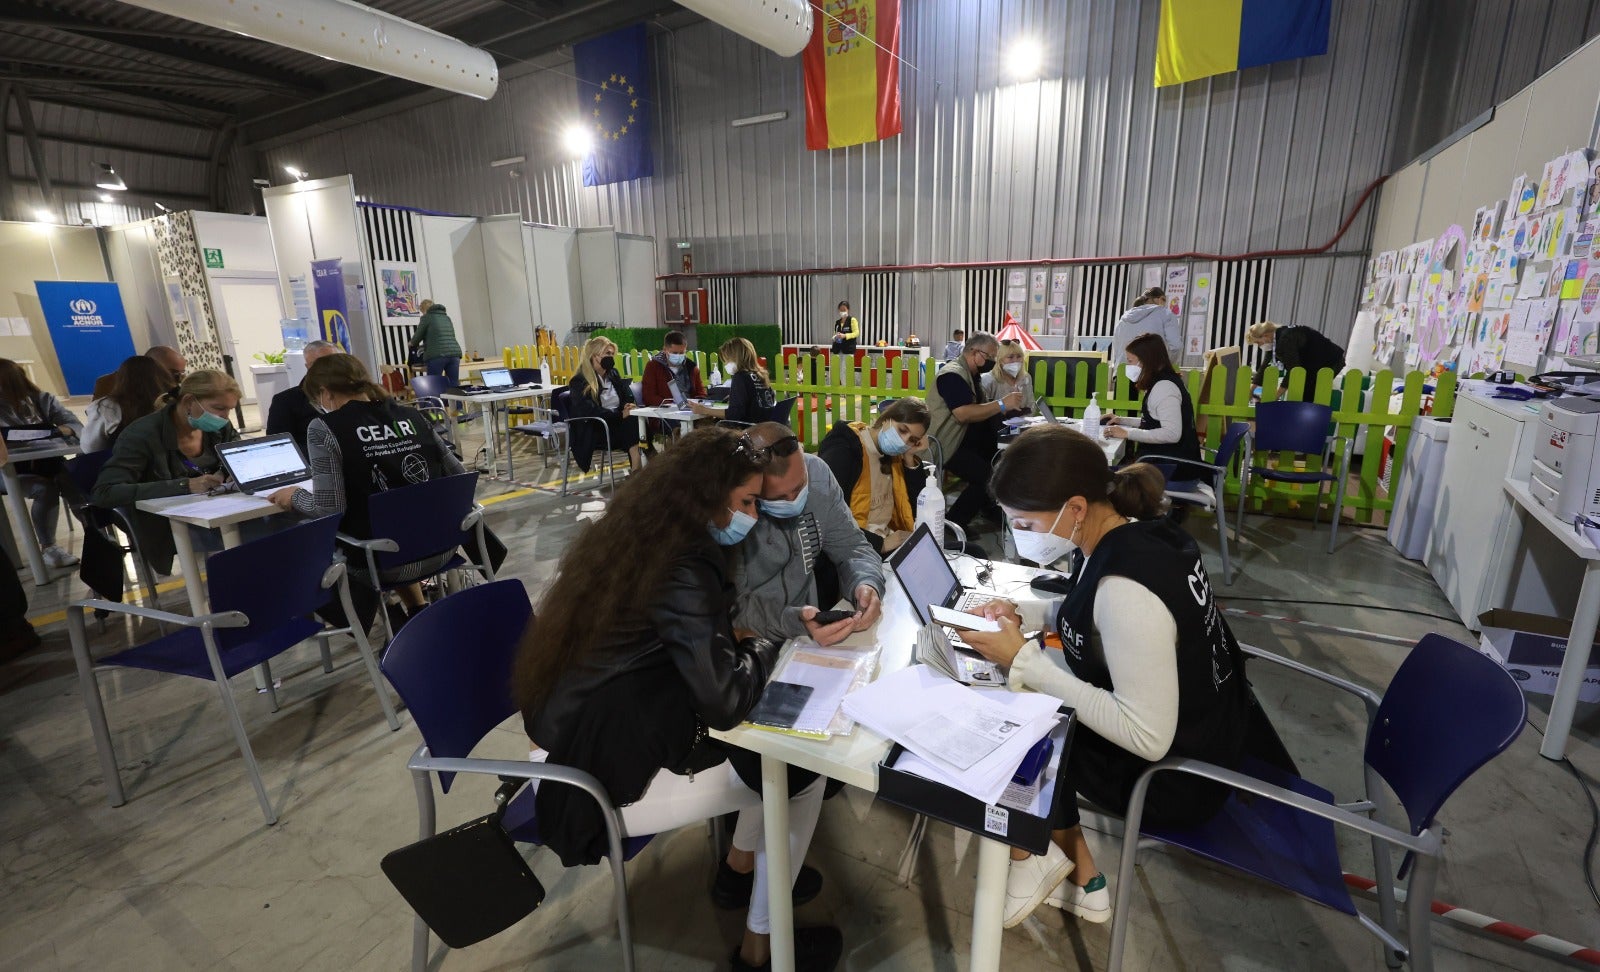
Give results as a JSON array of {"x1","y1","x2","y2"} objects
[
  {"x1": 1110, "y1": 381, "x2": 1182, "y2": 445},
  {"x1": 1011, "y1": 577, "x2": 1181, "y2": 761}
]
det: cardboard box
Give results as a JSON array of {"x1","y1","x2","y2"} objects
[
  {"x1": 1477, "y1": 609, "x2": 1600, "y2": 704},
  {"x1": 877, "y1": 710, "x2": 1075, "y2": 856}
]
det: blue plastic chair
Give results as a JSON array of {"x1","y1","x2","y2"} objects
[
  {"x1": 381, "y1": 579, "x2": 649, "y2": 972},
  {"x1": 506, "y1": 387, "x2": 618, "y2": 494},
  {"x1": 410, "y1": 374, "x2": 457, "y2": 442},
  {"x1": 338, "y1": 472, "x2": 493, "y2": 645},
  {"x1": 65, "y1": 449, "x2": 163, "y2": 610},
  {"x1": 66, "y1": 515, "x2": 400, "y2": 826},
  {"x1": 1237, "y1": 401, "x2": 1352, "y2": 554},
  {"x1": 1107, "y1": 634, "x2": 1526, "y2": 971},
  {"x1": 1142, "y1": 421, "x2": 1250, "y2": 585}
]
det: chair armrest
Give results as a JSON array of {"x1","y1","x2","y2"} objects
[
  {"x1": 1135, "y1": 454, "x2": 1225, "y2": 474},
  {"x1": 69, "y1": 599, "x2": 248, "y2": 629},
  {"x1": 1132, "y1": 757, "x2": 1439, "y2": 856},
  {"x1": 407, "y1": 751, "x2": 615, "y2": 810},
  {"x1": 1240, "y1": 642, "x2": 1382, "y2": 716},
  {"x1": 337, "y1": 532, "x2": 400, "y2": 554}
]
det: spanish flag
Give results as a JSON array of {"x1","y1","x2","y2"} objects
[
  {"x1": 804, "y1": 0, "x2": 901, "y2": 150},
  {"x1": 1154, "y1": 0, "x2": 1330, "y2": 88}
]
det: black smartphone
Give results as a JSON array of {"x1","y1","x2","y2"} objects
[{"x1": 811, "y1": 608, "x2": 855, "y2": 625}]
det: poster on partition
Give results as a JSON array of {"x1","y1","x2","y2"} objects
[
  {"x1": 1046, "y1": 304, "x2": 1066, "y2": 335},
  {"x1": 1165, "y1": 265, "x2": 1189, "y2": 318},
  {"x1": 311, "y1": 258, "x2": 352, "y2": 352},
  {"x1": 34, "y1": 281, "x2": 136, "y2": 396},
  {"x1": 1141, "y1": 265, "x2": 1163, "y2": 291},
  {"x1": 377, "y1": 262, "x2": 423, "y2": 326}
]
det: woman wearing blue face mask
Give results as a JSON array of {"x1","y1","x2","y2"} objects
[
  {"x1": 960, "y1": 424, "x2": 1253, "y2": 931},
  {"x1": 817, "y1": 398, "x2": 930, "y2": 555},
  {"x1": 515, "y1": 425, "x2": 842, "y2": 971},
  {"x1": 90, "y1": 369, "x2": 242, "y2": 575}
]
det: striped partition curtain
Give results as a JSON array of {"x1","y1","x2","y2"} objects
[
  {"x1": 360, "y1": 203, "x2": 419, "y2": 367},
  {"x1": 705, "y1": 275, "x2": 738, "y2": 323},
  {"x1": 859, "y1": 271, "x2": 898, "y2": 345},
  {"x1": 1212, "y1": 259, "x2": 1274, "y2": 369},
  {"x1": 780, "y1": 276, "x2": 812, "y2": 345},
  {"x1": 960, "y1": 268, "x2": 1004, "y2": 335},
  {"x1": 1072, "y1": 264, "x2": 1131, "y2": 348}
]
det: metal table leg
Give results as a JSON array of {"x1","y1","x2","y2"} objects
[
  {"x1": 1, "y1": 461, "x2": 48, "y2": 585},
  {"x1": 762, "y1": 755, "x2": 795, "y2": 972},
  {"x1": 1542, "y1": 560, "x2": 1600, "y2": 759}
]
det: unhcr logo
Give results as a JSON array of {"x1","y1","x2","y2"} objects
[
  {"x1": 68, "y1": 296, "x2": 106, "y2": 329},
  {"x1": 70, "y1": 298, "x2": 97, "y2": 315}
]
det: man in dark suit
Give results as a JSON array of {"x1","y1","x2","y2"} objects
[{"x1": 265, "y1": 340, "x2": 339, "y2": 450}]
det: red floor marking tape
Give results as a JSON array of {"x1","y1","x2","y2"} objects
[{"x1": 1343, "y1": 873, "x2": 1600, "y2": 965}]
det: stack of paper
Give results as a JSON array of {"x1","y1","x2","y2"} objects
[
  {"x1": 843, "y1": 665, "x2": 1061, "y2": 804},
  {"x1": 746, "y1": 641, "x2": 880, "y2": 738}
]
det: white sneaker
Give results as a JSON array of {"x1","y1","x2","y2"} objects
[
  {"x1": 1003, "y1": 843, "x2": 1073, "y2": 928},
  {"x1": 1045, "y1": 872, "x2": 1112, "y2": 923},
  {"x1": 43, "y1": 545, "x2": 78, "y2": 568}
]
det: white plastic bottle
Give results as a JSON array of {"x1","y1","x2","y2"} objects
[
  {"x1": 710, "y1": 365, "x2": 724, "y2": 386},
  {"x1": 1082, "y1": 393, "x2": 1102, "y2": 440},
  {"x1": 916, "y1": 468, "x2": 945, "y2": 547},
  {"x1": 538, "y1": 356, "x2": 551, "y2": 385}
]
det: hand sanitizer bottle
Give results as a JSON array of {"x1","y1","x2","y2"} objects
[
  {"x1": 916, "y1": 468, "x2": 945, "y2": 547},
  {"x1": 1082, "y1": 393, "x2": 1102, "y2": 440}
]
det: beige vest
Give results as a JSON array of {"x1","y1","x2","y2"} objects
[{"x1": 927, "y1": 358, "x2": 980, "y2": 461}]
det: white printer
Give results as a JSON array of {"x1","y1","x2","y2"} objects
[{"x1": 1531, "y1": 397, "x2": 1600, "y2": 521}]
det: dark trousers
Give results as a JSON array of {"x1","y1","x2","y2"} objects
[
  {"x1": 945, "y1": 439, "x2": 999, "y2": 527},
  {"x1": 1049, "y1": 728, "x2": 1233, "y2": 832}
]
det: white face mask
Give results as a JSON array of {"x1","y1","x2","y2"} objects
[
  {"x1": 725, "y1": 362, "x2": 738, "y2": 374},
  {"x1": 1003, "y1": 361, "x2": 1022, "y2": 377},
  {"x1": 1011, "y1": 505, "x2": 1079, "y2": 567},
  {"x1": 1124, "y1": 364, "x2": 1142, "y2": 383}
]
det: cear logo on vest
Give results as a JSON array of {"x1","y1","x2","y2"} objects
[{"x1": 356, "y1": 420, "x2": 417, "y2": 442}]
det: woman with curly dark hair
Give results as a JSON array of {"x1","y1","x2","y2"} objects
[{"x1": 515, "y1": 426, "x2": 842, "y2": 972}]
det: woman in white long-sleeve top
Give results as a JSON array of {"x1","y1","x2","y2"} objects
[
  {"x1": 960, "y1": 424, "x2": 1252, "y2": 930},
  {"x1": 1101, "y1": 333, "x2": 1201, "y2": 483}
]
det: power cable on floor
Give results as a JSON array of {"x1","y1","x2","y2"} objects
[
  {"x1": 1526, "y1": 716, "x2": 1600, "y2": 911},
  {"x1": 1218, "y1": 595, "x2": 1462, "y2": 626}
]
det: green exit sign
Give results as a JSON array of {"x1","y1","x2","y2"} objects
[{"x1": 203, "y1": 248, "x2": 224, "y2": 269}]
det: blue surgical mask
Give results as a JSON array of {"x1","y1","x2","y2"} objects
[
  {"x1": 759, "y1": 484, "x2": 809, "y2": 519},
  {"x1": 667, "y1": 352, "x2": 686, "y2": 365},
  {"x1": 877, "y1": 425, "x2": 908, "y2": 456},
  {"x1": 708, "y1": 508, "x2": 757, "y2": 545},
  {"x1": 188, "y1": 408, "x2": 229, "y2": 434}
]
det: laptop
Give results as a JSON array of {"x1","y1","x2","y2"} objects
[
  {"x1": 886, "y1": 523, "x2": 1007, "y2": 685},
  {"x1": 216, "y1": 434, "x2": 312, "y2": 496}
]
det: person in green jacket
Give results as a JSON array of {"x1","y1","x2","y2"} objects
[{"x1": 409, "y1": 299, "x2": 463, "y2": 388}]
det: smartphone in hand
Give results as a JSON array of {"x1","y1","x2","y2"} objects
[{"x1": 811, "y1": 608, "x2": 855, "y2": 626}]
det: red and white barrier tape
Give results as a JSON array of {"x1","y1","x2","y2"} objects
[
  {"x1": 1343, "y1": 873, "x2": 1600, "y2": 965},
  {"x1": 1220, "y1": 606, "x2": 1420, "y2": 647}
]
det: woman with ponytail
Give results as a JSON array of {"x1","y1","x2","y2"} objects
[
  {"x1": 1110, "y1": 286, "x2": 1182, "y2": 365},
  {"x1": 269, "y1": 353, "x2": 466, "y2": 618},
  {"x1": 960, "y1": 424, "x2": 1253, "y2": 930}
]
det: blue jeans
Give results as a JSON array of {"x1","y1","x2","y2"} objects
[{"x1": 425, "y1": 356, "x2": 460, "y2": 388}]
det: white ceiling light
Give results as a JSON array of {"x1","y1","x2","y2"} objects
[
  {"x1": 562, "y1": 125, "x2": 594, "y2": 159},
  {"x1": 94, "y1": 162, "x2": 127, "y2": 191},
  {"x1": 284, "y1": 165, "x2": 307, "y2": 181},
  {"x1": 114, "y1": 0, "x2": 499, "y2": 100},
  {"x1": 153, "y1": 202, "x2": 173, "y2": 214},
  {"x1": 731, "y1": 111, "x2": 788, "y2": 129},
  {"x1": 1008, "y1": 38, "x2": 1044, "y2": 81},
  {"x1": 673, "y1": 0, "x2": 813, "y2": 57},
  {"x1": 99, "y1": 193, "x2": 113, "y2": 203},
  {"x1": 33, "y1": 209, "x2": 54, "y2": 223}
]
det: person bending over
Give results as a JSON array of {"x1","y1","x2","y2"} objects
[
  {"x1": 926, "y1": 331, "x2": 1020, "y2": 530},
  {"x1": 567, "y1": 336, "x2": 644, "y2": 472},
  {"x1": 961, "y1": 425, "x2": 1253, "y2": 929},
  {"x1": 816, "y1": 398, "x2": 931, "y2": 556},
  {"x1": 516, "y1": 426, "x2": 842, "y2": 972},
  {"x1": 1246, "y1": 320, "x2": 1346, "y2": 388},
  {"x1": 1110, "y1": 288, "x2": 1181, "y2": 365},
  {"x1": 1101, "y1": 332, "x2": 1201, "y2": 483},
  {"x1": 269, "y1": 354, "x2": 466, "y2": 623},
  {"x1": 91, "y1": 370, "x2": 240, "y2": 575}
]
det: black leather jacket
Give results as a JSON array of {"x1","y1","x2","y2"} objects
[{"x1": 524, "y1": 535, "x2": 779, "y2": 757}]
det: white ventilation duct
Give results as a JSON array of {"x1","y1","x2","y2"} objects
[
  {"x1": 673, "y1": 0, "x2": 813, "y2": 57},
  {"x1": 116, "y1": 0, "x2": 500, "y2": 99}
]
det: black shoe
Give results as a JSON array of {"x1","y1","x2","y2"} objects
[
  {"x1": 730, "y1": 926, "x2": 842, "y2": 972},
  {"x1": 712, "y1": 861, "x2": 823, "y2": 910},
  {"x1": 385, "y1": 602, "x2": 413, "y2": 636}
]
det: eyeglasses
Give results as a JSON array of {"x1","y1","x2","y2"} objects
[{"x1": 732, "y1": 431, "x2": 800, "y2": 465}]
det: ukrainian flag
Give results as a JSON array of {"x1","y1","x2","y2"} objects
[{"x1": 1155, "y1": 0, "x2": 1330, "y2": 88}]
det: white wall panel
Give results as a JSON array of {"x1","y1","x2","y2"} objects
[
  {"x1": 618, "y1": 235, "x2": 657, "y2": 327},
  {"x1": 577, "y1": 228, "x2": 622, "y2": 324},
  {"x1": 481, "y1": 216, "x2": 532, "y2": 351}
]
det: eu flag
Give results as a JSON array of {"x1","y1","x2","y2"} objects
[{"x1": 574, "y1": 24, "x2": 653, "y2": 186}]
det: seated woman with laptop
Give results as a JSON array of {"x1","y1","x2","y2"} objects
[
  {"x1": 91, "y1": 370, "x2": 242, "y2": 574},
  {"x1": 268, "y1": 354, "x2": 467, "y2": 622},
  {"x1": 516, "y1": 426, "x2": 841, "y2": 972},
  {"x1": 959, "y1": 424, "x2": 1254, "y2": 929}
]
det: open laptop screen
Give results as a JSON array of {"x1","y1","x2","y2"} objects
[
  {"x1": 218, "y1": 435, "x2": 308, "y2": 490},
  {"x1": 886, "y1": 523, "x2": 960, "y2": 626},
  {"x1": 481, "y1": 368, "x2": 513, "y2": 388}
]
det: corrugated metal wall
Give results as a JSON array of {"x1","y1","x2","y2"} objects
[{"x1": 251, "y1": 0, "x2": 1589, "y2": 343}]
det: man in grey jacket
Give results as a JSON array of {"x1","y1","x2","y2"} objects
[{"x1": 733, "y1": 422, "x2": 885, "y2": 646}]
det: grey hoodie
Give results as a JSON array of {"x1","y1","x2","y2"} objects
[{"x1": 1111, "y1": 303, "x2": 1184, "y2": 365}]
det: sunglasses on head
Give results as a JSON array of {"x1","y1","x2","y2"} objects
[{"x1": 732, "y1": 431, "x2": 800, "y2": 464}]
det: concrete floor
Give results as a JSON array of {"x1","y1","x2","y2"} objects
[{"x1": 2, "y1": 420, "x2": 1599, "y2": 970}]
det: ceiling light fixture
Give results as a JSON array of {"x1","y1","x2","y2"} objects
[
  {"x1": 562, "y1": 125, "x2": 593, "y2": 159},
  {"x1": 490, "y1": 155, "x2": 526, "y2": 168},
  {"x1": 284, "y1": 165, "x2": 307, "y2": 181},
  {"x1": 730, "y1": 111, "x2": 789, "y2": 129},
  {"x1": 1008, "y1": 38, "x2": 1044, "y2": 81},
  {"x1": 153, "y1": 202, "x2": 173, "y2": 214},
  {"x1": 94, "y1": 162, "x2": 127, "y2": 191},
  {"x1": 251, "y1": 177, "x2": 271, "y2": 188},
  {"x1": 99, "y1": 193, "x2": 113, "y2": 203},
  {"x1": 33, "y1": 209, "x2": 54, "y2": 223}
]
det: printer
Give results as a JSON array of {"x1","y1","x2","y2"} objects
[{"x1": 1531, "y1": 397, "x2": 1600, "y2": 521}]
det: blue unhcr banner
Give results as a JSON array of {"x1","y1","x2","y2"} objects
[
  {"x1": 34, "y1": 281, "x2": 137, "y2": 396},
  {"x1": 311, "y1": 258, "x2": 352, "y2": 352}
]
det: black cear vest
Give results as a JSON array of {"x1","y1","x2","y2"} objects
[
  {"x1": 1135, "y1": 371, "x2": 1202, "y2": 480},
  {"x1": 317, "y1": 399, "x2": 446, "y2": 538}
]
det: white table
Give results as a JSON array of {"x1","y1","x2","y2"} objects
[
  {"x1": 440, "y1": 384, "x2": 560, "y2": 476},
  {"x1": 3, "y1": 441, "x2": 79, "y2": 585},
  {"x1": 1496, "y1": 479, "x2": 1600, "y2": 759},
  {"x1": 712, "y1": 555, "x2": 1045, "y2": 972},
  {"x1": 632, "y1": 402, "x2": 727, "y2": 440},
  {"x1": 996, "y1": 420, "x2": 1126, "y2": 465}
]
